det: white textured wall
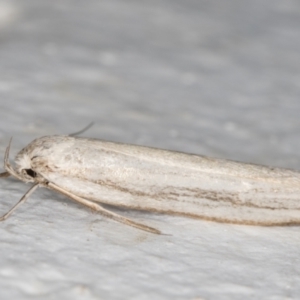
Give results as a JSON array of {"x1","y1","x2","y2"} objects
[{"x1": 0, "y1": 1, "x2": 300, "y2": 299}]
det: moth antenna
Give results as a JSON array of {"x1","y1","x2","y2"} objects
[{"x1": 69, "y1": 122, "x2": 94, "y2": 137}]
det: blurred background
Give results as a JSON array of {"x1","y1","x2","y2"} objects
[
  {"x1": 0, "y1": 0, "x2": 300, "y2": 166},
  {"x1": 0, "y1": 1, "x2": 300, "y2": 299}
]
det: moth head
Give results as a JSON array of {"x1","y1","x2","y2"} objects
[
  {"x1": 15, "y1": 151, "x2": 39, "y2": 182},
  {"x1": 13, "y1": 135, "x2": 71, "y2": 183}
]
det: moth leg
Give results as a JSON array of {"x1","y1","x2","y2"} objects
[
  {"x1": 47, "y1": 182, "x2": 161, "y2": 234},
  {"x1": 0, "y1": 172, "x2": 10, "y2": 178},
  {"x1": 0, "y1": 183, "x2": 39, "y2": 221}
]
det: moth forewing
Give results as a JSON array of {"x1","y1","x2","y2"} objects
[
  {"x1": 1, "y1": 135, "x2": 300, "y2": 234},
  {"x1": 38, "y1": 137, "x2": 300, "y2": 226}
]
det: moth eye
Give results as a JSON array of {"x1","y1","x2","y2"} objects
[{"x1": 25, "y1": 169, "x2": 37, "y2": 178}]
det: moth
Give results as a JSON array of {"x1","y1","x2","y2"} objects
[{"x1": 1, "y1": 135, "x2": 300, "y2": 234}]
